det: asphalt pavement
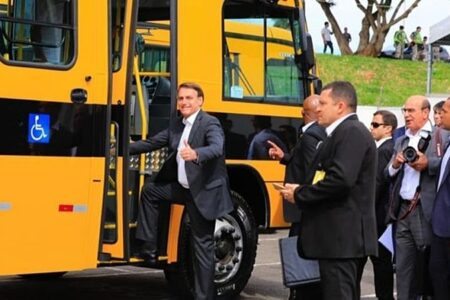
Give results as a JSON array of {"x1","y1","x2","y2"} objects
[{"x1": 0, "y1": 229, "x2": 381, "y2": 299}]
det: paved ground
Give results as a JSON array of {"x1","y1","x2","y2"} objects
[{"x1": 0, "y1": 229, "x2": 383, "y2": 299}]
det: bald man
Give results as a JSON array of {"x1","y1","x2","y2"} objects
[
  {"x1": 268, "y1": 94, "x2": 326, "y2": 300},
  {"x1": 386, "y1": 95, "x2": 448, "y2": 299}
]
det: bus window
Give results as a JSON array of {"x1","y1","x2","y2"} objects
[
  {"x1": 111, "y1": 0, "x2": 125, "y2": 71},
  {"x1": 223, "y1": 1, "x2": 306, "y2": 105},
  {"x1": 0, "y1": 0, "x2": 74, "y2": 65},
  {"x1": 140, "y1": 45, "x2": 169, "y2": 72}
]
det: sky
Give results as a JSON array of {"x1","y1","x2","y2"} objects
[{"x1": 305, "y1": 0, "x2": 450, "y2": 54}]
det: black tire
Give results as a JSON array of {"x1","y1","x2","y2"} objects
[
  {"x1": 164, "y1": 191, "x2": 258, "y2": 299},
  {"x1": 19, "y1": 272, "x2": 66, "y2": 280}
]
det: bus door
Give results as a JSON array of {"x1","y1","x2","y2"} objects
[
  {"x1": 101, "y1": 0, "x2": 138, "y2": 261},
  {"x1": 0, "y1": 1, "x2": 111, "y2": 275}
]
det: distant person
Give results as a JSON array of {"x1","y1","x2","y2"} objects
[
  {"x1": 281, "y1": 81, "x2": 378, "y2": 300},
  {"x1": 434, "y1": 101, "x2": 445, "y2": 128},
  {"x1": 343, "y1": 27, "x2": 352, "y2": 44},
  {"x1": 394, "y1": 25, "x2": 408, "y2": 59},
  {"x1": 357, "y1": 110, "x2": 397, "y2": 300},
  {"x1": 433, "y1": 101, "x2": 447, "y2": 158},
  {"x1": 321, "y1": 21, "x2": 334, "y2": 55},
  {"x1": 268, "y1": 95, "x2": 326, "y2": 300},
  {"x1": 420, "y1": 36, "x2": 428, "y2": 61},
  {"x1": 247, "y1": 116, "x2": 287, "y2": 160},
  {"x1": 410, "y1": 26, "x2": 423, "y2": 61},
  {"x1": 429, "y1": 97, "x2": 450, "y2": 300}
]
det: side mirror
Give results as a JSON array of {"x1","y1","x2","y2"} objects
[
  {"x1": 313, "y1": 78, "x2": 322, "y2": 94},
  {"x1": 297, "y1": 34, "x2": 315, "y2": 71}
]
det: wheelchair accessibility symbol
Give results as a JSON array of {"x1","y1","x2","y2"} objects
[{"x1": 28, "y1": 114, "x2": 50, "y2": 144}]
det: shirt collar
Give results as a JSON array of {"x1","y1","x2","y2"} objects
[
  {"x1": 405, "y1": 120, "x2": 432, "y2": 138},
  {"x1": 183, "y1": 109, "x2": 201, "y2": 126},
  {"x1": 302, "y1": 121, "x2": 315, "y2": 133},
  {"x1": 376, "y1": 137, "x2": 392, "y2": 148},
  {"x1": 325, "y1": 113, "x2": 356, "y2": 136}
]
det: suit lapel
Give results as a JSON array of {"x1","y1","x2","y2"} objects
[
  {"x1": 172, "y1": 118, "x2": 185, "y2": 149},
  {"x1": 439, "y1": 143, "x2": 450, "y2": 191},
  {"x1": 188, "y1": 110, "x2": 203, "y2": 145}
]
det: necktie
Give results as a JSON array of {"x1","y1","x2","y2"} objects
[{"x1": 177, "y1": 120, "x2": 191, "y2": 188}]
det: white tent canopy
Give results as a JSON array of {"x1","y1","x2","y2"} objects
[{"x1": 429, "y1": 16, "x2": 450, "y2": 45}]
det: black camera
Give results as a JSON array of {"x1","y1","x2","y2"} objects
[
  {"x1": 403, "y1": 146, "x2": 419, "y2": 163},
  {"x1": 402, "y1": 131, "x2": 431, "y2": 163}
]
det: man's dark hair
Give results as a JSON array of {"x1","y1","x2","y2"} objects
[
  {"x1": 374, "y1": 110, "x2": 398, "y2": 133},
  {"x1": 434, "y1": 100, "x2": 445, "y2": 112},
  {"x1": 322, "y1": 81, "x2": 357, "y2": 112},
  {"x1": 400, "y1": 25, "x2": 404, "y2": 30},
  {"x1": 324, "y1": 21, "x2": 329, "y2": 26},
  {"x1": 178, "y1": 82, "x2": 204, "y2": 99}
]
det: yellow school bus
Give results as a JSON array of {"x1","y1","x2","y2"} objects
[{"x1": 0, "y1": 0, "x2": 319, "y2": 298}]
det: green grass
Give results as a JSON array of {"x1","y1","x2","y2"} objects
[{"x1": 316, "y1": 54, "x2": 450, "y2": 106}]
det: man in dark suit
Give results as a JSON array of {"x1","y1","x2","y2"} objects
[
  {"x1": 130, "y1": 82, "x2": 233, "y2": 300},
  {"x1": 281, "y1": 81, "x2": 378, "y2": 300},
  {"x1": 430, "y1": 97, "x2": 450, "y2": 300},
  {"x1": 268, "y1": 94, "x2": 326, "y2": 299},
  {"x1": 357, "y1": 110, "x2": 397, "y2": 300},
  {"x1": 385, "y1": 95, "x2": 448, "y2": 300}
]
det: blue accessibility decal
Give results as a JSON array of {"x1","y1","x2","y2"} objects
[{"x1": 28, "y1": 113, "x2": 50, "y2": 144}]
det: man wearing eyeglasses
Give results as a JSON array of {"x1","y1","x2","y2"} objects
[
  {"x1": 386, "y1": 95, "x2": 448, "y2": 299},
  {"x1": 357, "y1": 110, "x2": 397, "y2": 300}
]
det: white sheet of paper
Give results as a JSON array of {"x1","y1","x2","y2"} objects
[{"x1": 378, "y1": 224, "x2": 394, "y2": 257}]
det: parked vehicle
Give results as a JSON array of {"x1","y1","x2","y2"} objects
[{"x1": 379, "y1": 45, "x2": 450, "y2": 61}]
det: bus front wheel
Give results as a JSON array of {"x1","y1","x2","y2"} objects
[{"x1": 164, "y1": 191, "x2": 258, "y2": 298}]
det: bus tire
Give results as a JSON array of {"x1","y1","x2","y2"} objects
[{"x1": 164, "y1": 191, "x2": 258, "y2": 298}]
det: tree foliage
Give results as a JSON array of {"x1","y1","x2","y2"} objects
[{"x1": 315, "y1": 0, "x2": 422, "y2": 57}]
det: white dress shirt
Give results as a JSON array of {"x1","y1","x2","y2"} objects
[
  {"x1": 177, "y1": 110, "x2": 200, "y2": 188},
  {"x1": 388, "y1": 122, "x2": 432, "y2": 200},
  {"x1": 325, "y1": 113, "x2": 356, "y2": 136}
]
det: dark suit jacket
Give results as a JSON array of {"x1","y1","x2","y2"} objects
[
  {"x1": 375, "y1": 139, "x2": 394, "y2": 232},
  {"x1": 386, "y1": 128, "x2": 449, "y2": 223},
  {"x1": 129, "y1": 110, "x2": 233, "y2": 221},
  {"x1": 432, "y1": 144, "x2": 450, "y2": 238},
  {"x1": 294, "y1": 114, "x2": 378, "y2": 259},
  {"x1": 281, "y1": 122, "x2": 326, "y2": 222}
]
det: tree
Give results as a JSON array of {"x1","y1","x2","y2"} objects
[{"x1": 315, "y1": 0, "x2": 421, "y2": 56}]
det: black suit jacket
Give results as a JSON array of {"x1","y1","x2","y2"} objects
[
  {"x1": 294, "y1": 115, "x2": 378, "y2": 259},
  {"x1": 375, "y1": 139, "x2": 394, "y2": 232},
  {"x1": 282, "y1": 122, "x2": 326, "y2": 222},
  {"x1": 130, "y1": 110, "x2": 233, "y2": 221}
]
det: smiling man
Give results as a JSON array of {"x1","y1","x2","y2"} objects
[{"x1": 130, "y1": 82, "x2": 233, "y2": 300}]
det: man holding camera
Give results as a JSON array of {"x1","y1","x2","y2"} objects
[{"x1": 386, "y1": 95, "x2": 447, "y2": 299}]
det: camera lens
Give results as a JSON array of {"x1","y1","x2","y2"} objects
[{"x1": 403, "y1": 146, "x2": 418, "y2": 163}]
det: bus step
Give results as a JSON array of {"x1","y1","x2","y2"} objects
[{"x1": 98, "y1": 252, "x2": 111, "y2": 261}]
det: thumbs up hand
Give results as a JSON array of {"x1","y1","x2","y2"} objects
[{"x1": 180, "y1": 140, "x2": 198, "y2": 161}]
